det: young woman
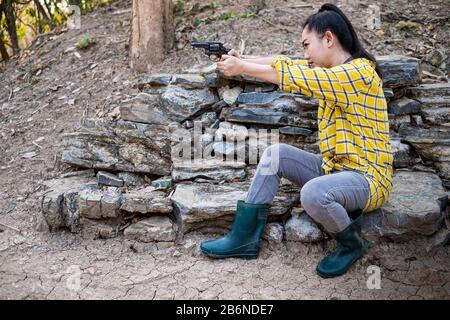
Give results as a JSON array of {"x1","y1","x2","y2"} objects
[{"x1": 201, "y1": 3, "x2": 393, "y2": 278}]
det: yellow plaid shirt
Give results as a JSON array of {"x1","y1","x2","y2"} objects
[{"x1": 270, "y1": 55, "x2": 393, "y2": 212}]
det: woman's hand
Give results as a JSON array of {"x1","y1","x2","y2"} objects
[
  {"x1": 226, "y1": 49, "x2": 240, "y2": 58},
  {"x1": 217, "y1": 55, "x2": 244, "y2": 77}
]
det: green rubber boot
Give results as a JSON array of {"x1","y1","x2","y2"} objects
[
  {"x1": 200, "y1": 200, "x2": 269, "y2": 259},
  {"x1": 316, "y1": 209, "x2": 368, "y2": 278}
]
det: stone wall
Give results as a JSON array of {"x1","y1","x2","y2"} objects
[{"x1": 38, "y1": 55, "x2": 450, "y2": 246}]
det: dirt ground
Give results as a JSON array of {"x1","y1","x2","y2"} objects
[{"x1": 0, "y1": 0, "x2": 449, "y2": 300}]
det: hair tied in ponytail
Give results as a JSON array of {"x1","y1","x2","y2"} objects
[{"x1": 304, "y1": 3, "x2": 382, "y2": 78}]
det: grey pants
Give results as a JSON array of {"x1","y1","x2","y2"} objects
[{"x1": 245, "y1": 143, "x2": 370, "y2": 233}]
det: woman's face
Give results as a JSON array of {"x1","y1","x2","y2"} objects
[{"x1": 301, "y1": 28, "x2": 333, "y2": 68}]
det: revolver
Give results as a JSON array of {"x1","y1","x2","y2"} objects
[{"x1": 191, "y1": 41, "x2": 231, "y2": 61}]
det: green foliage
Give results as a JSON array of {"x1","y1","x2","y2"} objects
[
  {"x1": 220, "y1": 11, "x2": 237, "y2": 21},
  {"x1": 174, "y1": 0, "x2": 185, "y2": 15},
  {"x1": 205, "y1": 2, "x2": 219, "y2": 10},
  {"x1": 192, "y1": 17, "x2": 202, "y2": 28},
  {"x1": 17, "y1": 24, "x2": 27, "y2": 41},
  {"x1": 76, "y1": 34, "x2": 97, "y2": 49},
  {"x1": 239, "y1": 11, "x2": 255, "y2": 18},
  {"x1": 25, "y1": 7, "x2": 37, "y2": 19}
]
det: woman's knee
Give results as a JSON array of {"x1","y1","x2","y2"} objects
[
  {"x1": 261, "y1": 143, "x2": 290, "y2": 160},
  {"x1": 300, "y1": 180, "x2": 330, "y2": 216},
  {"x1": 259, "y1": 144, "x2": 290, "y2": 173}
]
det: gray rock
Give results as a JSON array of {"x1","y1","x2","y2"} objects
[
  {"x1": 214, "y1": 122, "x2": 249, "y2": 140},
  {"x1": 224, "y1": 107, "x2": 290, "y2": 126},
  {"x1": 280, "y1": 126, "x2": 313, "y2": 136},
  {"x1": 211, "y1": 100, "x2": 228, "y2": 113},
  {"x1": 134, "y1": 74, "x2": 172, "y2": 90},
  {"x1": 172, "y1": 159, "x2": 246, "y2": 182},
  {"x1": 405, "y1": 82, "x2": 450, "y2": 101},
  {"x1": 204, "y1": 74, "x2": 228, "y2": 88},
  {"x1": 391, "y1": 138, "x2": 414, "y2": 168},
  {"x1": 212, "y1": 141, "x2": 247, "y2": 158},
  {"x1": 201, "y1": 132, "x2": 214, "y2": 149},
  {"x1": 120, "y1": 93, "x2": 170, "y2": 125},
  {"x1": 171, "y1": 182, "x2": 299, "y2": 236},
  {"x1": 285, "y1": 207, "x2": 323, "y2": 243},
  {"x1": 124, "y1": 216, "x2": 175, "y2": 242},
  {"x1": 78, "y1": 185, "x2": 122, "y2": 219},
  {"x1": 363, "y1": 171, "x2": 448, "y2": 241},
  {"x1": 237, "y1": 91, "x2": 281, "y2": 105},
  {"x1": 389, "y1": 114, "x2": 411, "y2": 131},
  {"x1": 405, "y1": 84, "x2": 450, "y2": 126},
  {"x1": 40, "y1": 176, "x2": 95, "y2": 231},
  {"x1": 388, "y1": 98, "x2": 421, "y2": 115},
  {"x1": 399, "y1": 125, "x2": 450, "y2": 178},
  {"x1": 411, "y1": 114, "x2": 424, "y2": 126},
  {"x1": 377, "y1": 55, "x2": 421, "y2": 88},
  {"x1": 263, "y1": 223, "x2": 284, "y2": 243},
  {"x1": 97, "y1": 170, "x2": 124, "y2": 187},
  {"x1": 405, "y1": 83, "x2": 450, "y2": 99},
  {"x1": 219, "y1": 85, "x2": 243, "y2": 105},
  {"x1": 423, "y1": 49, "x2": 447, "y2": 68},
  {"x1": 120, "y1": 186, "x2": 172, "y2": 214},
  {"x1": 62, "y1": 119, "x2": 172, "y2": 175},
  {"x1": 161, "y1": 85, "x2": 218, "y2": 122},
  {"x1": 237, "y1": 92, "x2": 296, "y2": 109},
  {"x1": 244, "y1": 83, "x2": 277, "y2": 93},
  {"x1": 170, "y1": 74, "x2": 209, "y2": 89},
  {"x1": 426, "y1": 226, "x2": 450, "y2": 253},
  {"x1": 81, "y1": 218, "x2": 120, "y2": 239},
  {"x1": 199, "y1": 112, "x2": 218, "y2": 127},
  {"x1": 421, "y1": 106, "x2": 450, "y2": 126},
  {"x1": 117, "y1": 172, "x2": 146, "y2": 187}
]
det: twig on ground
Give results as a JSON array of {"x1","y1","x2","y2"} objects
[{"x1": 0, "y1": 222, "x2": 21, "y2": 234}]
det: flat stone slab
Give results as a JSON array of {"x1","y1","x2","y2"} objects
[
  {"x1": 399, "y1": 125, "x2": 450, "y2": 179},
  {"x1": 171, "y1": 182, "x2": 299, "y2": 236},
  {"x1": 40, "y1": 176, "x2": 96, "y2": 232},
  {"x1": 40, "y1": 178, "x2": 172, "y2": 233},
  {"x1": 62, "y1": 119, "x2": 172, "y2": 175},
  {"x1": 120, "y1": 186, "x2": 173, "y2": 214},
  {"x1": 172, "y1": 159, "x2": 246, "y2": 182},
  {"x1": 124, "y1": 216, "x2": 175, "y2": 242},
  {"x1": 97, "y1": 171, "x2": 124, "y2": 187},
  {"x1": 363, "y1": 171, "x2": 448, "y2": 240},
  {"x1": 376, "y1": 55, "x2": 421, "y2": 88}
]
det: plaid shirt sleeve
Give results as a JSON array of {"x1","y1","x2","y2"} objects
[{"x1": 270, "y1": 55, "x2": 374, "y2": 109}]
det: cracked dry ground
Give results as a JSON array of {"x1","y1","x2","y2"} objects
[
  {"x1": 0, "y1": 0, "x2": 449, "y2": 300},
  {"x1": 1, "y1": 228, "x2": 449, "y2": 299}
]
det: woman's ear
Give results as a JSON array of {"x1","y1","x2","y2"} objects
[{"x1": 324, "y1": 31, "x2": 334, "y2": 48}]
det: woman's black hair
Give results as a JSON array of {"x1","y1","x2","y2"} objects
[{"x1": 303, "y1": 3, "x2": 382, "y2": 78}]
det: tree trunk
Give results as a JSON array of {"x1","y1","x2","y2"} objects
[
  {"x1": 43, "y1": 0, "x2": 54, "y2": 20},
  {"x1": 4, "y1": 0, "x2": 19, "y2": 55},
  {"x1": 129, "y1": 0, "x2": 174, "y2": 73},
  {"x1": 34, "y1": 0, "x2": 50, "y2": 21},
  {"x1": 0, "y1": 4, "x2": 9, "y2": 61}
]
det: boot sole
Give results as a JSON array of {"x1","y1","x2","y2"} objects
[{"x1": 201, "y1": 249, "x2": 259, "y2": 260}]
